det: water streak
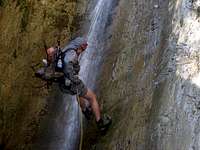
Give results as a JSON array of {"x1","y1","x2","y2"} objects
[{"x1": 80, "y1": 0, "x2": 113, "y2": 90}]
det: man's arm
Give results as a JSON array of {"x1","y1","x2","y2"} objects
[{"x1": 35, "y1": 66, "x2": 64, "y2": 82}]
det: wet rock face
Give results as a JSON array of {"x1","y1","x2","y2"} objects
[
  {"x1": 148, "y1": 0, "x2": 200, "y2": 149},
  {"x1": 84, "y1": 0, "x2": 200, "y2": 149},
  {"x1": 0, "y1": 0, "x2": 87, "y2": 149},
  {"x1": 85, "y1": 0, "x2": 174, "y2": 148}
]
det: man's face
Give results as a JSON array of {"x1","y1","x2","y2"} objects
[{"x1": 77, "y1": 43, "x2": 88, "y2": 54}]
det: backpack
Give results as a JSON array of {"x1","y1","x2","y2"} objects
[{"x1": 54, "y1": 46, "x2": 75, "y2": 72}]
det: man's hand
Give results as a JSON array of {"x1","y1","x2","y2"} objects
[{"x1": 35, "y1": 66, "x2": 64, "y2": 82}]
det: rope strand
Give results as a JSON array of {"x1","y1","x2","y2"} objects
[{"x1": 76, "y1": 94, "x2": 83, "y2": 150}]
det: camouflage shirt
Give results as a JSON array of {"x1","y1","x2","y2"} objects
[{"x1": 63, "y1": 49, "x2": 81, "y2": 84}]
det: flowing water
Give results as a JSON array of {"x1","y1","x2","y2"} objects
[
  {"x1": 80, "y1": 0, "x2": 114, "y2": 90},
  {"x1": 34, "y1": 89, "x2": 80, "y2": 150}
]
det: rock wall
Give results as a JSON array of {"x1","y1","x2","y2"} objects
[
  {"x1": 0, "y1": 0, "x2": 88, "y2": 149},
  {"x1": 84, "y1": 0, "x2": 200, "y2": 149},
  {"x1": 84, "y1": 0, "x2": 174, "y2": 148},
  {"x1": 148, "y1": 0, "x2": 200, "y2": 149}
]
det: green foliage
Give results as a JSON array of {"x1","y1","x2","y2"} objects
[
  {"x1": 16, "y1": 0, "x2": 26, "y2": 9},
  {"x1": 10, "y1": 0, "x2": 31, "y2": 32},
  {"x1": 20, "y1": 5, "x2": 29, "y2": 32},
  {"x1": 0, "y1": 0, "x2": 7, "y2": 7}
]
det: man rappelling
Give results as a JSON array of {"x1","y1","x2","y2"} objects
[{"x1": 35, "y1": 37, "x2": 112, "y2": 132}]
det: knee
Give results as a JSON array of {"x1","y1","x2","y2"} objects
[{"x1": 90, "y1": 91, "x2": 97, "y2": 100}]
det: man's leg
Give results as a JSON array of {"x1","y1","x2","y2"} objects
[
  {"x1": 79, "y1": 97, "x2": 92, "y2": 120},
  {"x1": 80, "y1": 89, "x2": 101, "y2": 122},
  {"x1": 77, "y1": 83, "x2": 111, "y2": 131}
]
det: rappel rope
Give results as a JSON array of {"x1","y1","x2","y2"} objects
[{"x1": 76, "y1": 91, "x2": 83, "y2": 150}]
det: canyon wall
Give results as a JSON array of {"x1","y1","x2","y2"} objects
[
  {"x1": 84, "y1": 0, "x2": 200, "y2": 150},
  {"x1": 0, "y1": 0, "x2": 87, "y2": 149}
]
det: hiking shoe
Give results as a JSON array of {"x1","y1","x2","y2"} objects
[
  {"x1": 82, "y1": 107, "x2": 92, "y2": 120},
  {"x1": 96, "y1": 114, "x2": 112, "y2": 132}
]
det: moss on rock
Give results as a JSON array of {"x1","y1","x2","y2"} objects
[{"x1": 0, "y1": 0, "x2": 87, "y2": 149}]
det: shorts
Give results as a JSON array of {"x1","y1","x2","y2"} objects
[{"x1": 59, "y1": 80, "x2": 88, "y2": 97}]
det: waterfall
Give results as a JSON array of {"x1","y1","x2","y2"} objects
[
  {"x1": 80, "y1": 0, "x2": 113, "y2": 90},
  {"x1": 63, "y1": 0, "x2": 114, "y2": 149},
  {"x1": 35, "y1": 1, "x2": 115, "y2": 150}
]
